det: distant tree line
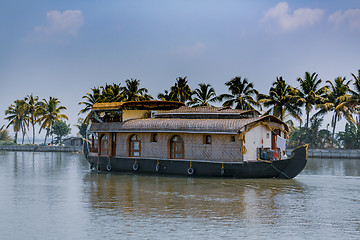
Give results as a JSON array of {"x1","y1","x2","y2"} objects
[{"x1": 5, "y1": 70, "x2": 360, "y2": 149}]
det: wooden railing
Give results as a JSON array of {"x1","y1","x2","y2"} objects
[{"x1": 91, "y1": 114, "x2": 122, "y2": 123}]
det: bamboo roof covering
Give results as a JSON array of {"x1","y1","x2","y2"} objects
[
  {"x1": 156, "y1": 106, "x2": 260, "y2": 115},
  {"x1": 92, "y1": 101, "x2": 184, "y2": 111},
  {"x1": 92, "y1": 102, "x2": 124, "y2": 111},
  {"x1": 90, "y1": 115, "x2": 288, "y2": 133}
]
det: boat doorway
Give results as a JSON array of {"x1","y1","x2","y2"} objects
[
  {"x1": 271, "y1": 129, "x2": 280, "y2": 150},
  {"x1": 170, "y1": 135, "x2": 184, "y2": 159}
]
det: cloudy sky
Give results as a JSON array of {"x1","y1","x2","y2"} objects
[{"x1": 1, "y1": 0, "x2": 360, "y2": 138}]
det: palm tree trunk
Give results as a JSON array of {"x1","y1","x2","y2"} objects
[
  {"x1": 331, "y1": 123, "x2": 336, "y2": 148},
  {"x1": 21, "y1": 124, "x2": 25, "y2": 144},
  {"x1": 306, "y1": 111, "x2": 310, "y2": 129},
  {"x1": 14, "y1": 132, "x2": 18, "y2": 144},
  {"x1": 31, "y1": 115, "x2": 36, "y2": 144},
  {"x1": 32, "y1": 123, "x2": 35, "y2": 144},
  {"x1": 44, "y1": 129, "x2": 49, "y2": 145},
  {"x1": 331, "y1": 113, "x2": 338, "y2": 148},
  {"x1": 51, "y1": 126, "x2": 54, "y2": 145}
]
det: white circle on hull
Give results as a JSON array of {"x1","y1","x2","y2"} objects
[{"x1": 133, "y1": 163, "x2": 139, "y2": 171}]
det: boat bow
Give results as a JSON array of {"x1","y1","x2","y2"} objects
[{"x1": 277, "y1": 145, "x2": 308, "y2": 179}]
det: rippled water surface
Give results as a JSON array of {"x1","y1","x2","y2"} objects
[{"x1": 1, "y1": 151, "x2": 360, "y2": 239}]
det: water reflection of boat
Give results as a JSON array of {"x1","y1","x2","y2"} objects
[
  {"x1": 83, "y1": 101, "x2": 307, "y2": 179},
  {"x1": 83, "y1": 174, "x2": 306, "y2": 218}
]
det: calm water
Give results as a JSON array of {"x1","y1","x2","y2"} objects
[{"x1": 0, "y1": 151, "x2": 360, "y2": 240}]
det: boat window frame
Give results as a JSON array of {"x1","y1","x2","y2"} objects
[
  {"x1": 151, "y1": 133, "x2": 158, "y2": 143},
  {"x1": 99, "y1": 134, "x2": 108, "y2": 156},
  {"x1": 203, "y1": 135, "x2": 212, "y2": 144},
  {"x1": 129, "y1": 134, "x2": 141, "y2": 157}
]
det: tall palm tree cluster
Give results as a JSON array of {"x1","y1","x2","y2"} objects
[{"x1": 4, "y1": 94, "x2": 68, "y2": 144}]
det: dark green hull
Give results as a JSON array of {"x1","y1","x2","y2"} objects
[{"x1": 84, "y1": 145, "x2": 307, "y2": 179}]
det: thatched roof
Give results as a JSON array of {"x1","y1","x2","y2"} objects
[
  {"x1": 90, "y1": 115, "x2": 288, "y2": 133},
  {"x1": 92, "y1": 102, "x2": 125, "y2": 111},
  {"x1": 92, "y1": 101, "x2": 184, "y2": 111},
  {"x1": 155, "y1": 106, "x2": 260, "y2": 119},
  {"x1": 156, "y1": 106, "x2": 260, "y2": 114}
]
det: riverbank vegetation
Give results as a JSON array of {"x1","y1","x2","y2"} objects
[
  {"x1": 4, "y1": 95, "x2": 68, "y2": 145},
  {"x1": 4, "y1": 70, "x2": 360, "y2": 149},
  {"x1": 0, "y1": 126, "x2": 14, "y2": 145}
]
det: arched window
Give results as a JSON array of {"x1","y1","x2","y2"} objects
[
  {"x1": 129, "y1": 134, "x2": 141, "y2": 157},
  {"x1": 100, "y1": 134, "x2": 108, "y2": 156},
  {"x1": 170, "y1": 135, "x2": 184, "y2": 159}
]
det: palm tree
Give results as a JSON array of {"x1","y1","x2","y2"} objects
[
  {"x1": 351, "y1": 69, "x2": 360, "y2": 94},
  {"x1": 25, "y1": 94, "x2": 40, "y2": 144},
  {"x1": 337, "y1": 122, "x2": 360, "y2": 149},
  {"x1": 318, "y1": 128, "x2": 333, "y2": 148},
  {"x1": 296, "y1": 72, "x2": 326, "y2": 129},
  {"x1": 288, "y1": 126, "x2": 305, "y2": 147},
  {"x1": 5, "y1": 99, "x2": 29, "y2": 144},
  {"x1": 78, "y1": 87, "x2": 102, "y2": 124},
  {"x1": 339, "y1": 70, "x2": 360, "y2": 124},
  {"x1": 0, "y1": 125, "x2": 11, "y2": 142},
  {"x1": 218, "y1": 76, "x2": 259, "y2": 110},
  {"x1": 101, "y1": 83, "x2": 124, "y2": 102},
  {"x1": 288, "y1": 117, "x2": 334, "y2": 148},
  {"x1": 258, "y1": 77, "x2": 302, "y2": 122},
  {"x1": 315, "y1": 77, "x2": 354, "y2": 147},
  {"x1": 121, "y1": 78, "x2": 152, "y2": 101},
  {"x1": 304, "y1": 117, "x2": 326, "y2": 148},
  {"x1": 157, "y1": 90, "x2": 178, "y2": 101},
  {"x1": 188, "y1": 83, "x2": 217, "y2": 107},
  {"x1": 170, "y1": 77, "x2": 192, "y2": 103},
  {"x1": 38, "y1": 97, "x2": 68, "y2": 145}
]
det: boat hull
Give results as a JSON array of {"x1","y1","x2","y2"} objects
[{"x1": 84, "y1": 145, "x2": 308, "y2": 179}]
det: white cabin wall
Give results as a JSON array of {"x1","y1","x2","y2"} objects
[{"x1": 243, "y1": 125, "x2": 271, "y2": 161}]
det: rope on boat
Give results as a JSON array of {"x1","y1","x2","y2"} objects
[
  {"x1": 97, "y1": 156, "x2": 100, "y2": 172},
  {"x1": 156, "y1": 160, "x2": 160, "y2": 172},
  {"x1": 187, "y1": 161, "x2": 194, "y2": 175},
  {"x1": 133, "y1": 159, "x2": 139, "y2": 171},
  {"x1": 257, "y1": 159, "x2": 291, "y2": 179},
  {"x1": 270, "y1": 164, "x2": 291, "y2": 179}
]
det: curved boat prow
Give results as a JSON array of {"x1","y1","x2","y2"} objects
[{"x1": 277, "y1": 145, "x2": 308, "y2": 179}]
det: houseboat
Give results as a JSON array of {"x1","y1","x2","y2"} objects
[{"x1": 83, "y1": 101, "x2": 307, "y2": 179}]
